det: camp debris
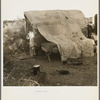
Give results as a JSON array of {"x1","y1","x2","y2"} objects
[{"x1": 56, "y1": 70, "x2": 69, "y2": 75}]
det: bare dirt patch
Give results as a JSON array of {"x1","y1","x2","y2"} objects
[{"x1": 3, "y1": 53, "x2": 97, "y2": 86}]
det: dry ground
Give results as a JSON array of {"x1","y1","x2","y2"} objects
[{"x1": 3, "y1": 53, "x2": 97, "y2": 86}]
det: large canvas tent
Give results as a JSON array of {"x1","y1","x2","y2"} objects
[{"x1": 24, "y1": 10, "x2": 94, "y2": 61}]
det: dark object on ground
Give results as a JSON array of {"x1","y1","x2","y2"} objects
[
  {"x1": 56, "y1": 70, "x2": 69, "y2": 75},
  {"x1": 32, "y1": 65, "x2": 40, "y2": 75},
  {"x1": 67, "y1": 60, "x2": 83, "y2": 65}
]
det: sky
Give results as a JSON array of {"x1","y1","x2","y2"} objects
[{"x1": 2, "y1": 0, "x2": 98, "y2": 20}]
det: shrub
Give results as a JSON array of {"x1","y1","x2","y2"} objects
[{"x1": 3, "y1": 19, "x2": 29, "y2": 55}]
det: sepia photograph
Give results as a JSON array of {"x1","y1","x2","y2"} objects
[
  {"x1": 2, "y1": 0, "x2": 98, "y2": 87},
  {"x1": 1, "y1": 0, "x2": 99, "y2": 99}
]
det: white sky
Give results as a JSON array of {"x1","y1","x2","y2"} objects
[{"x1": 2, "y1": 0, "x2": 98, "y2": 20}]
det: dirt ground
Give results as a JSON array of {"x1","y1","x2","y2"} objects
[{"x1": 3, "y1": 53, "x2": 97, "y2": 86}]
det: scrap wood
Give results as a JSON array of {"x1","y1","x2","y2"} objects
[{"x1": 12, "y1": 54, "x2": 31, "y2": 60}]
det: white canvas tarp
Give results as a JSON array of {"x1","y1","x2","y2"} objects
[
  {"x1": 37, "y1": 24, "x2": 94, "y2": 61},
  {"x1": 24, "y1": 10, "x2": 94, "y2": 61}
]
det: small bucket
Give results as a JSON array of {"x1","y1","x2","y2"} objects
[{"x1": 33, "y1": 65, "x2": 40, "y2": 75}]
